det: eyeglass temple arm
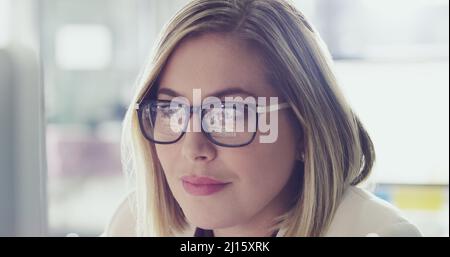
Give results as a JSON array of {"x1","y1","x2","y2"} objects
[
  {"x1": 256, "y1": 102, "x2": 290, "y2": 113},
  {"x1": 136, "y1": 102, "x2": 291, "y2": 112}
]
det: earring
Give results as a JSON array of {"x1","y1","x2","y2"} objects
[{"x1": 296, "y1": 151, "x2": 305, "y2": 162}]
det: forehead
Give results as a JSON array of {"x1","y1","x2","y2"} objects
[{"x1": 157, "y1": 33, "x2": 279, "y2": 100}]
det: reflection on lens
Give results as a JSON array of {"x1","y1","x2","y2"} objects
[{"x1": 203, "y1": 102, "x2": 256, "y2": 146}]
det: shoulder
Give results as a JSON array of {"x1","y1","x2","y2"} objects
[
  {"x1": 101, "y1": 191, "x2": 196, "y2": 237},
  {"x1": 325, "y1": 186, "x2": 422, "y2": 237},
  {"x1": 101, "y1": 186, "x2": 422, "y2": 237},
  {"x1": 101, "y1": 192, "x2": 137, "y2": 237}
]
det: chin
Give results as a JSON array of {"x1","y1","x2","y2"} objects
[{"x1": 185, "y1": 211, "x2": 241, "y2": 230}]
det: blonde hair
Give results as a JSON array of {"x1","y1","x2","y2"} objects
[{"x1": 121, "y1": 0, "x2": 375, "y2": 236}]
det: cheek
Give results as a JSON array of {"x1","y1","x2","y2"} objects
[
  {"x1": 154, "y1": 145, "x2": 180, "y2": 179},
  {"x1": 233, "y1": 146, "x2": 295, "y2": 188},
  {"x1": 222, "y1": 118, "x2": 298, "y2": 206},
  {"x1": 239, "y1": 113, "x2": 297, "y2": 177},
  {"x1": 154, "y1": 144, "x2": 187, "y2": 203}
]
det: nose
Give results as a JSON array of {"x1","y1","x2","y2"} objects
[{"x1": 180, "y1": 112, "x2": 217, "y2": 163}]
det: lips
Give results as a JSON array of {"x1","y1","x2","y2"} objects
[{"x1": 181, "y1": 176, "x2": 230, "y2": 196}]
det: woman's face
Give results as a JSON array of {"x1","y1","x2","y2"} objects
[{"x1": 155, "y1": 33, "x2": 300, "y2": 231}]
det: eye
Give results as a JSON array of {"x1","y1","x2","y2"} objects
[
  {"x1": 158, "y1": 106, "x2": 178, "y2": 116},
  {"x1": 232, "y1": 108, "x2": 246, "y2": 120},
  {"x1": 224, "y1": 103, "x2": 249, "y2": 121},
  {"x1": 155, "y1": 102, "x2": 185, "y2": 118}
]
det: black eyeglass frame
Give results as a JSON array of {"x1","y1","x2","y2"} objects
[
  {"x1": 135, "y1": 99, "x2": 291, "y2": 148},
  {"x1": 136, "y1": 99, "x2": 259, "y2": 147}
]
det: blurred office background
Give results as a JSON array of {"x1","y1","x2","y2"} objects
[{"x1": 0, "y1": 0, "x2": 448, "y2": 236}]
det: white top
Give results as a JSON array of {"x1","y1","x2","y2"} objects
[{"x1": 102, "y1": 186, "x2": 422, "y2": 237}]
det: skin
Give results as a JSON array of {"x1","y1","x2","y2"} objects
[{"x1": 155, "y1": 33, "x2": 301, "y2": 237}]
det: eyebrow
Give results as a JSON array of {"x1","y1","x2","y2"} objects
[{"x1": 157, "y1": 87, "x2": 256, "y2": 98}]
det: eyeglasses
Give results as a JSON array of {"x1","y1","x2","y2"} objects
[{"x1": 135, "y1": 99, "x2": 290, "y2": 147}]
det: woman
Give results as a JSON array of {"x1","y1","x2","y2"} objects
[{"x1": 104, "y1": 0, "x2": 421, "y2": 237}]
